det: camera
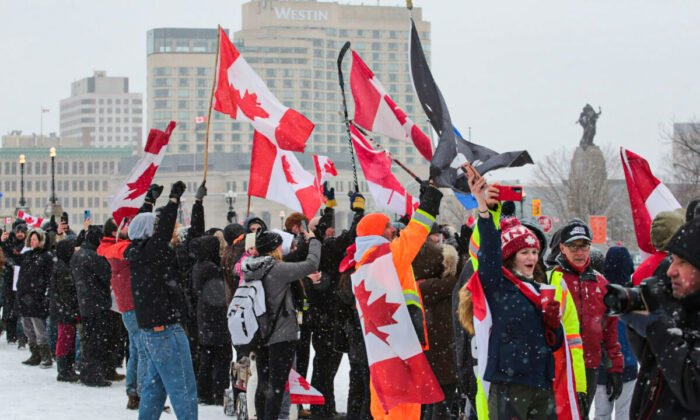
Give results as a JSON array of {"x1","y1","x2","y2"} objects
[{"x1": 603, "y1": 276, "x2": 667, "y2": 316}]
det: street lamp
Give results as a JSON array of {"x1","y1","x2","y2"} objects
[
  {"x1": 279, "y1": 210, "x2": 285, "y2": 229},
  {"x1": 49, "y1": 147, "x2": 57, "y2": 204},
  {"x1": 18, "y1": 154, "x2": 26, "y2": 208},
  {"x1": 225, "y1": 190, "x2": 237, "y2": 223}
]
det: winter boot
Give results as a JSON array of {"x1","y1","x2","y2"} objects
[
  {"x1": 56, "y1": 356, "x2": 80, "y2": 382},
  {"x1": 17, "y1": 335, "x2": 27, "y2": 349},
  {"x1": 22, "y1": 344, "x2": 41, "y2": 366},
  {"x1": 39, "y1": 344, "x2": 53, "y2": 369},
  {"x1": 126, "y1": 394, "x2": 140, "y2": 410}
]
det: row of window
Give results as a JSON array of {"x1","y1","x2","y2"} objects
[
  {"x1": 2, "y1": 179, "x2": 109, "y2": 194},
  {"x1": 0, "y1": 160, "x2": 118, "y2": 176},
  {"x1": 153, "y1": 67, "x2": 210, "y2": 77},
  {"x1": 319, "y1": 29, "x2": 429, "y2": 40}
]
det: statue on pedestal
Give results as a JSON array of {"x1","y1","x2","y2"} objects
[{"x1": 576, "y1": 104, "x2": 602, "y2": 149}]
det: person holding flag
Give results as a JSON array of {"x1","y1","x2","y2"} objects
[{"x1": 464, "y1": 166, "x2": 568, "y2": 420}]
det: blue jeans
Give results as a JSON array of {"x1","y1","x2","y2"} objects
[
  {"x1": 122, "y1": 310, "x2": 145, "y2": 397},
  {"x1": 139, "y1": 324, "x2": 197, "y2": 420}
]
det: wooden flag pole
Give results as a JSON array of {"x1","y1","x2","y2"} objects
[
  {"x1": 246, "y1": 195, "x2": 251, "y2": 219},
  {"x1": 203, "y1": 25, "x2": 222, "y2": 181}
]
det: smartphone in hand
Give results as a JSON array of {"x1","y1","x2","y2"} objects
[
  {"x1": 84, "y1": 210, "x2": 91, "y2": 221},
  {"x1": 495, "y1": 185, "x2": 523, "y2": 202}
]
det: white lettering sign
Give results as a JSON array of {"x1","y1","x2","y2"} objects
[{"x1": 273, "y1": 7, "x2": 328, "y2": 21}]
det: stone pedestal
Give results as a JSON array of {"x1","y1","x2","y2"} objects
[{"x1": 567, "y1": 145, "x2": 608, "y2": 218}]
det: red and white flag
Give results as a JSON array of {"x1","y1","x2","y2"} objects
[
  {"x1": 193, "y1": 115, "x2": 207, "y2": 123},
  {"x1": 249, "y1": 131, "x2": 321, "y2": 219},
  {"x1": 286, "y1": 368, "x2": 325, "y2": 405},
  {"x1": 16, "y1": 210, "x2": 43, "y2": 228},
  {"x1": 313, "y1": 155, "x2": 337, "y2": 185},
  {"x1": 4, "y1": 217, "x2": 13, "y2": 225},
  {"x1": 213, "y1": 27, "x2": 313, "y2": 152},
  {"x1": 350, "y1": 51, "x2": 433, "y2": 161},
  {"x1": 350, "y1": 125, "x2": 418, "y2": 216},
  {"x1": 621, "y1": 148, "x2": 681, "y2": 258},
  {"x1": 109, "y1": 121, "x2": 175, "y2": 225},
  {"x1": 351, "y1": 241, "x2": 443, "y2": 412}
]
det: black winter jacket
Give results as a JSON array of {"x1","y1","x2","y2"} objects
[
  {"x1": 627, "y1": 258, "x2": 700, "y2": 420},
  {"x1": 191, "y1": 235, "x2": 230, "y2": 346},
  {"x1": 49, "y1": 239, "x2": 79, "y2": 324},
  {"x1": 125, "y1": 200, "x2": 187, "y2": 330},
  {"x1": 16, "y1": 230, "x2": 53, "y2": 318},
  {"x1": 71, "y1": 227, "x2": 112, "y2": 318}
]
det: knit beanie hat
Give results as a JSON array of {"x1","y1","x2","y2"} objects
[
  {"x1": 223, "y1": 223, "x2": 246, "y2": 246},
  {"x1": 665, "y1": 216, "x2": 700, "y2": 270},
  {"x1": 357, "y1": 213, "x2": 390, "y2": 237},
  {"x1": 128, "y1": 213, "x2": 157, "y2": 240},
  {"x1": 255, "y1": 231, "x2": 283, "y2": 255},
  {"x1": 500, "y1": 217, "x2": 540, "y2": 261},
  {"x1": 650, "y1": 209, "x2": 685, "y2": 251}
]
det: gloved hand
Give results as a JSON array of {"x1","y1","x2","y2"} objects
[
  {"x1": 407, "y1": 305, "x2": 426, "y2": 347},
  {"x1": 44, "y1": 215, "x2": 58, "y2": 233},
  {"x1": 606, "y1": 371, "x2": 623, "y2": 401},
  {"x1": 145, "y1": 184, "x2": 164, "y2": 204},
  {"x1": 324, "y1": 183, "x2": 337, "y2": 208},
  {"x1": 195, "y1": 180, "x2": 207, "y2": 201},
  {"x1": 418, "y1": 182, "x2": 443, "y2": 217},
  {"x1": 169, "y1": 181, "x2": 187, "y2": 200},
  {"x1": 348, "y1": 191, "x2": 365, "y2": 212},
  {"x1": 577, "y1": 392, "x2": 589, "y2": 417},
  {"x1": 543, "y1": 300, "x2": 561, "y2": 330}
]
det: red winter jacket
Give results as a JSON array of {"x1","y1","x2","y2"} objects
[
  {"x1": 97, "y1": 237, "x2": 134, "y2": 313},
  {"x1": 551, "y1": 254, "x2": 623, "y2": 372}
]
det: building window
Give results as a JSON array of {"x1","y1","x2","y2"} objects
[{"x1": 178, "y1": 67, "x2": 189, "y2": 76}]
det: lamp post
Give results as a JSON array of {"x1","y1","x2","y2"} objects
[
  {"x1": 50, "y1": 147, "x2": 57, "y2": 204},
  {"x1": 18, "y1": 154, "x2": 26, "y2": 208},
  {"x1": 225, "y1": 190, "x2": 237, "y2": 223},
  {"x1": 279, "y1": 210, "x2": 286, "y2": 229}
]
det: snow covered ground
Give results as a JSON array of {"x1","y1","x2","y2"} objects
[{"x1": 0, "y1": 339, "x2": 350, "y2": 419}]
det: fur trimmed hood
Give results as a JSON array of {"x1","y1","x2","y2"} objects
[
  {"x1": 412, "y1": 241, "x2": 459, "y2": 280},
  {"x1": 25, "y1": 227, "x2": 45, "y2": 249}
]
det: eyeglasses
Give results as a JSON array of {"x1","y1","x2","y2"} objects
[{"x1": 565, "y1": 243, "x2": 590, "y2": 252}]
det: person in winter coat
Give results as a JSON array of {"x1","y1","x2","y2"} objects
[
  {"x1": 221, "y1": 223, "x2": 246, "y2": 305},
  {"x1": 593, "y1": 246, "x2": 638, "y2": 420},
  {"x1": 550, "y1": 219, "x2": 624, "y2": 417},
  {"x1": 16, "y1": 228, "x2": 54, "y2": 368},
  {"x1": 1, "y1": 221, "x2": 28, "y2": 346},
  {"x1": 50, "y1": 238, "x2": 80, "y2": 382},
  {"x1": 71, "y1": 225, "x2": 113, "y2": 386},
  {"x1": 466, "y1": 172, "x2": 565, "y2": 420},
  {"x1": 244, "y1": 216, "x2": 267, "y2": 234},
  {"x1": 414, "y1": 240, "x2": 461, "y2": 419},
  {"x1": 124, "y1": 181, "x2": 198, "y2": 420},
  {"x1": 241, "y1": 230, "x2": 321, "y2": 420},
  {"x1": 620, "y1": 216, "x2": 700, "y2": 419},
  {"x1": 190, "y1": 235, "x2": 232, "y2": 406},
  {"x1": 0, "y1": 244, "x2": 20, "y2": 344}
]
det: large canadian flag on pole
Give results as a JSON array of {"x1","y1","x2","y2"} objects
[
  {"x1": 213, "y1": 27, "x2": 314, "y2": 152},
  {"x1": 16, "y1": 210, "x2": 43, "y2": 228},
  {"x1": 351, "y1": 242, "x2": 443, "y2": 412},
  {"x1": 350, "y1": 50, "x2": 433, "y2": 161},
  {"x1": 249, "y1": 131, "x2": 321, "y2": 219},
  {"x1": 109, "y1": 122, "x2": 175, "y2": 224},
  {"x1": 350, "y1": 125, "x2": 418, "y2": 216},
  {"x1": 621, "y1": 148, "x2": 681, "y2": 258}
]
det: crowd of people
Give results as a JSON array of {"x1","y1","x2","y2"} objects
[{"x1": 0, "y1": 174, "x2": 698, "y2": 420}]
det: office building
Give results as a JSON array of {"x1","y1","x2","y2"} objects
[{"x1": 60, "y1": 71, "x2": 143, "y2": 148}]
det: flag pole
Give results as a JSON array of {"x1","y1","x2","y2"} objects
[
  {"x1": 203, "y1": 25, "x2": 222, "y2": 181},
  {"x1": 246, "y1": 195, "x2": 251, "y2": 219},
  {"x1": 336, "y1": 41, "x2": 359, "y2": 192},
  {"x1": 350, "y1": 120, "x2": 423, "y2": 184}
]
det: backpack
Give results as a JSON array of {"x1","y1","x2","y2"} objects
[{"x1": 227, "y1": 279, "x2": 288, "y2": 348}]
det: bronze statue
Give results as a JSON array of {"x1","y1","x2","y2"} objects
[{"x1": 576, "y1": 104, "x2": 602, "y2": 149}]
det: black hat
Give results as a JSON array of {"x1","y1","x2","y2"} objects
[
  {"x1": 255, "y1": 232, "x2": 283, "y2": 255},
  {"x1": 223, "y1": 223, "x2": 246, "y2": 246},
  {"x1": 13, "y1": 222, "x2": 27, "y2": 234},
  {"x1": 665, "y1": 217, "x2": 700, "y2": 270},
  {"x1": 560, "y1": 220, "x2": 592, "y2": 244}
]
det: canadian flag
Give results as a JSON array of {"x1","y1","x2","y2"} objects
[
  {"x1": 249, "y1": 131, "x2": 321, "y2": 219},
  {"x1": 351, "y1": 242, "x2": 443, "y2": 412},
  {"x1": 621, "y1": 148, "x2": 681, "y2": 258},
  {"x1": 313, "y1": 155, "x2": 337, "y2": 201},
  {"x1": 193, "y1": 116, "x2": 207, "y2": 123},
  {"x1": 286, "y1": 368, "x2": 325, "y2": 405},
  {"x1": 16, "y1": 210, "x2": 43, "y2": 228},
  {"x1": 213, "y1": 27, "x2": 313, "y2": 152},
  {"x1": 350, "y1": 125, "x2": 418, "y2": 216},
  {"x1": 350, "y1": 51, "x2": 433, "y2": 161},
  {"x1": 109, "y1": 122, "x2": 175, "y2": 224}
]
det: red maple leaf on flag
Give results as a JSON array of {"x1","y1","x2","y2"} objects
[
  {"x1": 323, "y1": 160, "x2": 337, "y2": 176},
  {"x1": 353, "y1": 280, "x2": 400, "y2": 345},
  {"x1": 232, "y1": 86, "x2": 270, "y2": 120},
  {"x1": 125, "y1": 164, "x2": 158, "y2": 200},
  {"x1": 281, "y1": 155, "x2": 297, "y2": 185},
  {"x1": 297, "y1": 375, "x2": 312, "y2": 391}
]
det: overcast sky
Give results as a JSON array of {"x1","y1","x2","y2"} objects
[{"x1": 1, "y1": 0, "x2": 698, "y2": 182}]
